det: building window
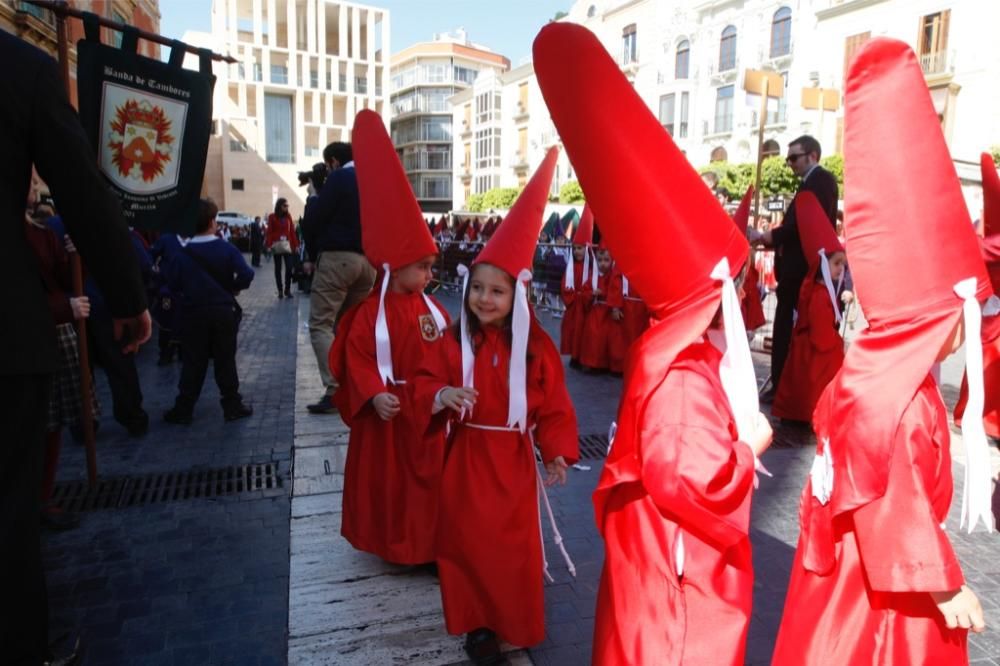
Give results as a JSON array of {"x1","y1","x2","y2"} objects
[
  {"x1": 476, "y1": 91, "x2": 501, "y2": 124},
  {"x1": 711, "y1": 146, "x2": 728, "y2": 162},
  {"x1": 719, "y1": 26, "x2": 737, "y2": 72},
  {"x1": 454, "y1": 66, "x2": 478, "y2": 85},
  {"x1": 843, "y1": 31, "x2": 871, "y2": 87},
  {"x1": 231, "y1": 179, "x2": 245, "y2": 191},
  {"x1": 770, "y1": 7, "x2": 792, "y2": 58},
  {"x1": 918, "y1": 10, "x2": 951, "y2": 74},
  {"x1": 253, "y1": 63, "x2": 263, "y2": 82},
  {"x1": 679, "y1": 92, "x2": 689, "y2": 138},
  {"x1": 422, "y1": 176, "x2": 451, "y2": 199},
  {"x1": 111, "y1": 11, "x2": 127, "y2": 48},
  {"x1": 310, "y1": 70, "x2": 319, "y2": 88},
  {"x1": 229, "y1": 138, "x2": 249, "y2": 152},
  {"x1": 264, "y1": 93, "x2": 294, "y2": 163},
  {"x1": 270, "y1": 65, "x2": 288, "y2": 84},
  {"x1": 714, "y1": 85, "x2": 734, "y2": 134},
  {"x1": 767, "y1": 72, "x2": 789, "y2": 124},
  {"x1": 475, "y1": 128, "x2": 501, "y2": 169},
  {"x1": 622, "y1": 24, "x2": 637, "y2": 64},
  {"x1": 355, "y1": 76, "x2": 368, "y2": 94},
  {"x1": 517, "y1": 82, "x2": 529, "y2": 114},
  {"x1": 659, "y1": 94, "x2": 676, "y2": 135},
  {"x1": 675, "y1": 40, "x2": 690, "y2": 79}
]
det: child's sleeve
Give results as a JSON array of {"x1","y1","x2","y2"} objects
[
  {"x1": 411, "y1": 334, "x2": 461, "y2": 439},
  {"x1": 809, "y1": 289, "x2": 842, "y2": 352},
  {"x1": 341, "y1": 304, "x2": 389, "y2": 419},
  {"x1": 851, "y1": 393, "x2": 964, "y2": 593},
  {"x1": 561, "y1": 278, "x2": 576, "y2": 306},
  {"x1": 638, "y1": 371, "x2": 756, "y2": 549},
  {"x1": 607, "y1": 271, "x2": 625, "y2": 309},
  {"x1": 533, "y1": 338, "x2": 580, "y2": 465}
]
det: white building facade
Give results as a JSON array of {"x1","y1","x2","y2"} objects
[
  {"x1": 556, "y1": 0, "x2": 999, "y2": 212},
  {"x1": 390, "y1": 31, "x2": 510, "y2": 213},
  {"x1": 200, "y1": 0, "x2": 390, "y2": 216},
  {"x1": 451, "y1": 63, "x2": 576, "y2": 212}
]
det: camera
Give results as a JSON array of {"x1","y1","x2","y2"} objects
[{"x1": 298, "y1": 162, "x2": 328, "y2": 190}]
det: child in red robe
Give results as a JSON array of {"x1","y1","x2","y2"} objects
[
  {"x1": 560, "y1": 204, "x2": 595, "y2": 365},
  {"x1": 605, "y1": 262, "x2": 627, "y2": 374},
  {"x1": 535, "y1": 24, "x2": 774, "y2": 666},
  {"x1": 578, "y1": 245, "x2": 613, "y2": 372},
  {"x1": 731, "y1": 187, "x2": 767, "y2": 333},
  {"x1": 954, "y1": 152, "x2": 1000, "y2": 438},
  {"x1": 771, "y1": 192, "x2": 846, "y2": 423},
  {"x1": 413, "y1": 148, "x2": 579, "y2": 665},
  {"x1": 328, "y1": 111, "x2": 450, "y2": 565},
  {"x1": 772, "y1": 39, "x2": 989, "y2": 665}
]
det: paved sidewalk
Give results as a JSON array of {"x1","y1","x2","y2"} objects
[{"x1": 45, "y1": 260, "x2": 297, "y2": 666}]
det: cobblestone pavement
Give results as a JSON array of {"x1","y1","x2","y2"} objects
[{"x1": 45, "y1": 258, "x2": 298, "y2": 666}]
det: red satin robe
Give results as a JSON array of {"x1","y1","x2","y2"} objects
[
  {"x1": 579, "y1": 271, "x2": 611, "y2": 370},
  {"x1": 560, "y1": 260, "x2": 589, "y2": 358},
  {"x1": 605, "y1": 270, "x2": 627, "y2": 373},
  {"x1": 953, "y1": 313, "x2": 1000, "y2": 439},
  {"x1": 773, "y1": 376, "x2": 968, "y2": 665},
  {"x1": 772, "y1": 280, "x2": 844, "y2": 422},
  {"x1": 741, "y1": 260, "x2": 767, "y2": 331},
  {"x1": 413, "y1": 324, "x2": 579, "y2": 647},
  {"x1": 593, "y1": 339, "x2": 756, "y2": 666},
  {"x1": 330, "y1": 290, "x2": 451, "y2": 564}
]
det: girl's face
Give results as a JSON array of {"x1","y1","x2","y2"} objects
[
  {"x1": 392, "y1": 255, "x2": 436, "y2": 294},
  {"x1": 596, "y1": 250, "x2": 613, "y2": 274},
  {"x1": 827, "y1": 251, "x2": 846, "y2": 281},
  {"x1": 468, "y1": 263, "x2": 514, "y2": 327},
  {"x1": 572, "y1": 245, "x2": 586, "y2": 262}
]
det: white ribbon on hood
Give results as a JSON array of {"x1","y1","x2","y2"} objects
[
  {"x1": 711, "y1": 258, "x2": 771, "y2": 485},
  {"x1": 508, "y1": 269, "x2": 533, "y2": 432},
  {"x1": 456, "y1": 265, "x2": 476, "y2": 397},
  {"x1": 563, "y1": 250, "x2": 576, "y2": 289},
  {"x1": 589, "y1": 247, "x2": 600, "y2": 292},
  {"x1": 622, "y1": 274, "x2": 630, "y2": 298},
  {"x1": 953, "y1": 277, "x2": 996, "y2": 533},
  {"x1": 374, "y1": 264, "x2": 448, "y2": 386},
  {"x1": 818, "y1": 250, "x2": 843, "y2": 324}
]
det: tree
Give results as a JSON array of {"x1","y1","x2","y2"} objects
[
  {"x1": 481, "y1": 186, "x2": 523, "y2": 211},
  {"x1": 559, "y1": 180, "x2": 585, "y2": 204},
  {"x1": 553, "y1": 10, "x2": 568, "y2": 21},
  {"x1": 820, "y1": 154, "x2": 845, "y2": 199},
  {"x1": 991, "y1": 145, "x2": 1000, "y2": 167},
  {"x1": 758, "y1": 156, "x2": 799, "y2": 197},
  {"x1": 698, "y1": 161, "x2": 753, "y2": 199},
  {"x1": 465, "y1": 192, "x2": 486, "y2": 213}
]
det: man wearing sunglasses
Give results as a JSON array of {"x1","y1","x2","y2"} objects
[{"x1": 749, "y1": 135, "x2": 839, "y2": 402}]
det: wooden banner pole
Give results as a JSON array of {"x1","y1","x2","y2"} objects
[{"x1": 752, "y1": 77, "x2": 770, "y2": 219}]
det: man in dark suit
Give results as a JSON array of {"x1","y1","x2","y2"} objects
[
  {"x1": 250, "y1": 215, "x2": 264, "y2": 267},
  {"x1": 751, "y1": 135, "x2": 839, "y2": 400},
  {"x1": 0, "y1": 31, "x2": 151, "y2": 664}
]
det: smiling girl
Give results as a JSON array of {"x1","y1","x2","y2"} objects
[{"x1": 414, "y1": 148, "x2": 579, "y2": 665}]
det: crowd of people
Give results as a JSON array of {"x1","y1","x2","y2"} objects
[{"x1": 4, "y1": 20, "x2": 998, "y2": 666}]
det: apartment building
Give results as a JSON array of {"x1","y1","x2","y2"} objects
[
  {"x1": 390, "y1": 30, "x2": 509, "y2": 212},
  {"x1": 450, "y1": 63, "x2": 576, "y2": 211},
  {"x1": 1, "y1": 0, "x2": 161, "y2": 105},
  {"x1": 200, "y1": 0, "x2": 389, "y2": 216}
]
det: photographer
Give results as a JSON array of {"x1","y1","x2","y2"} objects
[{"x1": 300, "y1": 142, "x2": 376, "y2": 414}]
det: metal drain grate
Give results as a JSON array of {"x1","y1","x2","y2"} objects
[
  {"x1": 51, "y1": 463, "x2": 283, "y2": 513},
  {"x1": 578, "y1": 433, "x2": 610, "y2": 460}
]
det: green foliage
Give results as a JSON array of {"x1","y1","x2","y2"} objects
[
  {"x1": 482, "y1": 186, "x2": 523, "y2": 211},
  {"x1": 465, "y1": 192, "x2": 486, "y2": 213},
  {"x1": 820, "y1": 154, "x2": 845, "y2": 199},
  {"x1": 698, "y1": 161, "x2": 753, "y2": 199},
  {"x1": 759, "y1": 156, "x2": 799, "y2": 197},
  {"x1": 991, "y1": 145, "x2": 1000, "y2": 167},
  {"x1": 553, "y1": 10, "x2": 568, "y2": 20},
  {"x1": 558, "y1": 180, "x2": 585, "y2": 204}
]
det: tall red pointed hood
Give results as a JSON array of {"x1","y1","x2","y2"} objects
[
  {"x1": 474, "y1": 147, "x2": 559, "y2": 279},
  {"x1": 982, "y1": 153, "x2": 1000, "y2": 239},
  {"x1": 573, "y1": 204, "x2": 594, "y2": 245},
  {"x1": 796, "y1": 191, "x2": 844, "y2": 271},
  {"x1": 733, "y1": 186, "x2": 753, "y2": 232},
  {"x1": 803, "y1": 38, "x2": 996, "y2": 573},
  {"x1": 353, "y1": 110, "x2": 437, "y2": 269},
  {"x1": 534, "y1": 24, "x2": 746, "y2": 319},
  {"x1": 535, "y1": 23, "x2": 754, "y2": 531}
]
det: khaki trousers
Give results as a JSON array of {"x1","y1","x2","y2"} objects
[{"x1": 309, "y1": 251, "x2": 376, "y2": 393}]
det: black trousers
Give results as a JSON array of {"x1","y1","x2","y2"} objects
[
  {"x1": 250, "y1": 240, "x2": 262, "y2": 267},
  {"x1": 770, "y1": 283, "x2": 800, "y2": 388},
  {"x1": 88, "y1": 313, "x2": 145, "y2": 426},
  {"x1": 0, "y1": 375, "x2": 50, "y2": 664},
  {"x1": 273, "y1": 254, "x2": 294, "y2": 294},
  {"x1": 176, "y1": 305, "x2": 242, "y2": 413}
]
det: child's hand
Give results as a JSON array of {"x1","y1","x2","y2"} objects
[
  {"x1": 372, "y1": 392, "x2": 401, "y2": 421},
  {"x1": 544, "y1": 456, "x2": 568, "y2": 487},
  {"x1": 611, "y1": 308, "x2": 623, "y2": 321},
  {"x1": 70, "y1": 296, "x2": 90, "y2": 320},
  {"x1": 748, "y1": 412, "x2": 773, "y2": 458},
  {"x1": 440, "y1": 386, "x2": 478, "y2": 413},
  {"x1": 594, "y1": 288, "x2": 604, "y2": 297},
  {"x1": 932, "y1": 586, "x2": 986, "y2": 632}
]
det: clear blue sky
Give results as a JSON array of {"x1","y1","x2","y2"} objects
[{"x1": 159, "y1": 0, "x2": 571, "y2": 64}]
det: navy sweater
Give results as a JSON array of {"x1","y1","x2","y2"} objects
[
  {"x1": 301, "y1": 164, "x2": 363, "y2": 261},
  {"x1": 166, "y1": 235, "x2": 254, "y2": 309}
]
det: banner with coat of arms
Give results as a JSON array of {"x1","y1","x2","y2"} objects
[{"x1": 76, "y1": 18, "x2": 215, "y2": 235}]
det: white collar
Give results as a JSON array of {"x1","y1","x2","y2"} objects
[
  {"x1": 341, "y1": 161, "x2": 355, "y2": 170},
  {"x1": 187, "y1": 235, "x2": 220, "y2": 244}
]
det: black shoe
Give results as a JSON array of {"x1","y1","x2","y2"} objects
[
  {"x1": 45, "y1": 633, "x2": 83, "y2": 666},
  {"x1": 306, "y1": 395, "x2": 338, "y2": 415},
  {"x1": 123, "y1": 411, "x2": 149, "y2": 437},
  {"x1": 41, "y1": 507, "x2": 80, "y2": 531},
  {"x1": 223, "y1": 403, "x2": 253, "y2": 422},
  {"x1": 163, "y1": 408, "x2": 193, "y2": 425},
  {"x1": 277, "y1": 291, "x2": 284, "y2": 299},
  {"x1": 284, "y1": 288, "x2": 292, "y2": 298},
  {"x1": 464, "y1": 629, "x2": 507, "y2": 665}
]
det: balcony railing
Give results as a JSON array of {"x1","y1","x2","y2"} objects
[{"x1": 919, "y1": 50, "x2": 954, "y2": 76}]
